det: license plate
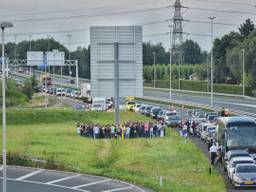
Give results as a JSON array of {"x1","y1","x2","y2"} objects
[{"x1": 244, "y1": 181, "x2": 254, "y2": 185}]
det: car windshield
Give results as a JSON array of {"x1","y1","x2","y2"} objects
[
  {"x1": 168, "y1": 116, "x2": 178, "y2": 120},
  {"x1": 227, "y1": 126, "x2": 256, "y2": 147},
  {"x1": 208, "y1": 127, "x2": 216, "y2": 132},
  {"x1": 229, "y1": 154, "x2": 250, "y2": 160},
  {"x1": 208, "y1": 116, "x2": 217, "y2": 121},
  {"x1": 128, "y1": 101, "x2": 135, "y2": 105},
  {"x1": 236, "y1": 165, "x2": 256, "y2": 173},
  {"x1": 232, "y1": 161, "x2": 253, "y2": 168}
]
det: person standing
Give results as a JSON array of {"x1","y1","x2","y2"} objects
[{"x1": 209, "y1": 143, "x2": 217, "y2": 165}]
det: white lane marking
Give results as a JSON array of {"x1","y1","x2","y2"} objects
[
  {"x1": 16, "y1": 169, "x2": 44, "y2": 181},
  {"x1": 0, "y1": 177, "x2": 89, "y2": 192},
  {"x1": 102, "y1": 186, "x2": 134, "y2": 192},
  {"x1": 46, "y1": 174, "x2": 81, "y2": 184},
  {"x1": 72, "y1": 178, "x2": 112, "y2": 189}
]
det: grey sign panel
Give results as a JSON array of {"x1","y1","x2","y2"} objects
[{"x1": 90, "y1": 26, "x2": 143, "y2": 98}]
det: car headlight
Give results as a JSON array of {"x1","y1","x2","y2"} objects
[{"x1": 233, "y1": 175, "x2": 244, "y2": 183}]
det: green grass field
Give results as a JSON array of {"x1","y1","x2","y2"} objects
[{"x1": 1, "y1": 109, "x2": 226, "y2": 192}]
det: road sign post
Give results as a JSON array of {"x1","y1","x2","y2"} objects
[{"x1": 114, "y1": 42, "x2": 120, "y2": 132}]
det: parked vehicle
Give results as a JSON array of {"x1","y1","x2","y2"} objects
[
  {"x1": 139, "y1": 105, "x2": 147, "y2": 115},
  {"x1": 133, "y1": 103, "x2": 141, "y2": 112},
  {"x1": 150, "y1": 107, "x2": 162, "y2": 119},
  {"x1": 217, "y1": 117, "x2": 256, "y2": 158},
  {"x1": 223, "y1": 150, "x2": 251, "y2": 172},
  {"x1": 200, "y1": 125, "x2": 216, "y2": 142},
  {"x1": 157, "y1": 110, "x2": 167, "y2": 120},
  {"x1": 56, "y1": 88, "x2": 66, "y2": 96},
  {"x1": 227, "y1": 156, "x2": 255, "y2": 181},
  {"x1": 91, "y1": 97, "x2": 108, "y2": 111},
  {"x1": 232, "y1": 164, "x2": 256, "y2": 188},
  {"x1": 165, "y1": 115, "x2": 181, "y2": 128},
  {"x1": 80, "y1": 83, "x2": 92, "y2": 103},
  {"x1": 164, "y1": 111, "x2": 177, "y2": 122},
  {"x1": 144, "y1": 106, "x2": 154, "y2": 116}
]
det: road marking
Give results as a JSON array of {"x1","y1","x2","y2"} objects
[
  {"x1": 1, "y1": 177, "x2": 89, "y2": 192},
  {"x1": 102, "y1": 186, "x2": 134, "y2": 192},
  {"x1": 16, "y1": 169, "x2": 44, "y2": 181},
  {"x1": 72, "y1": 178, "x2": 112, "y2": 189},
  {"x1": 46, "y1": 174, "x2": 81, "y2": 184}
]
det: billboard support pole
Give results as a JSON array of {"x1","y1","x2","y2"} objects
[
  {"x1": 76, "y1": 62, "x2": 79, "y2": 88},
  {"x1": 114, "y1": 42, "x2": 120, "y2": 133}
]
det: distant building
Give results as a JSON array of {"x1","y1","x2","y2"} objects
[{"x1": 189, "y1": 73, "x2": 199, "y2": 81}]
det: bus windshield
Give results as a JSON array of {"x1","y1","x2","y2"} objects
[{"x1": 227, "y1": 126, "x2": 256, "y2": 147}]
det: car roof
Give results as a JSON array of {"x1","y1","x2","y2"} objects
[
  {"x1": 236, "y1": 164, "x2": 256, "y2": 168},
  {"x1": 230, "y1": 156, "x2": 253, "y2": 162},
  {"x1": 218, "y1": 116, "x2": 256, "y2": 126},
  {"x1": 227, "y1": 150, "x2": 249, "y2": 155}
]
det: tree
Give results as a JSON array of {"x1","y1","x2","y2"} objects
[
  {"x1": 239, "y1": 19, "x2": 255, "y2": 38},
  {"x1": 22, "y1": 79, "x2": 33, "y2": 100},
  {"x1": 181, "y1": 39, "x2": 205, "y2": 64}
]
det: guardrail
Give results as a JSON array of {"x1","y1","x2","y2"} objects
[
  {"x1": 138, "y1": 96, "x2": 256, "y2": 119},
  {"x1": 144, "y1": 87, "x2": 256, "y2": 101}
]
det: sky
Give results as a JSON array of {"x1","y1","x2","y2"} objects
[{"x1": 1, "y1": 0, "x2": 256, "y2": 53}]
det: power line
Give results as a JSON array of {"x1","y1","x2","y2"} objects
[
  {"x1": 144, "y1": 31, "x2": 221, "y2": 38},
  {"x1": 189, "y1": 0, "x2": 254, "y2": 7},
  {"x1": 11, "y1": 7, "x2": 169, "y2": 23}
]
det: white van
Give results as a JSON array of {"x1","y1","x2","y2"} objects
[{"x1": 91, "y1": 97, "x2": 107, "y2": 111}]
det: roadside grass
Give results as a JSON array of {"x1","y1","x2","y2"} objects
[{"x1": 1, "y1": 110, "x2": 226, "y2": 192}]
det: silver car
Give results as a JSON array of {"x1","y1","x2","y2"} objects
[{"x1": 232, "y1": 164, "x2": 256, "y2": 188}]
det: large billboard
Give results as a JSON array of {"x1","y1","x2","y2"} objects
[
  {"x1": 90, "y1": 26, "x2": 143, "y2": 98},
  {"x1": 27, "y1": 50, "x2": 65, "y2": 66}
]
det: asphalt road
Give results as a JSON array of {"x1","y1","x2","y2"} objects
[
  {"x1": 144, "y1": 89, "x2": 256, "y2": 116},
  {"x1": 0, "y1": 166, "x2": 151, "y2": 192}
]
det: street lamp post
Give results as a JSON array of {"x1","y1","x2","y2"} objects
[
  {"x1": 153, "y1": 52, "x2": 156, "y2": 88},
  {"x1": 1, "y1": 21, "x2": 14, "y2": 192},
  {"x1": 208, "y1": 16, "x2": 216, "y2": 107},
  {"x1": 169, "y1": 25, "x2": 173, "y2": 100},
  {"x1": 242, "y1": 49, "x2": 245, "y2": 97}
]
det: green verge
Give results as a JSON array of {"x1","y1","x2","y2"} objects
[{"x1": 1, "y1": 109, "x2": 226, "y2": 192}]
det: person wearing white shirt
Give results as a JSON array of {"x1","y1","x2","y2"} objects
[{"x1": 209, "y1": 143, "x2": 217, "y2": 165}]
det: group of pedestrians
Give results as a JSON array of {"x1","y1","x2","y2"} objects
[{"x1": 76, "y1": 121, "x2": 166, "y2": 139}]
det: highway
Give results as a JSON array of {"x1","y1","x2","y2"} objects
[
  {"x1": 0, "y1": 166, "x2": 150, "y2": 192},
  {"x1": 144, "y1": 88, "x2": 256, "y2": 117}
]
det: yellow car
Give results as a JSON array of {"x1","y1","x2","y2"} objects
[{"x1": 126, "y1": 101, "x2": 135, "y2": 111}]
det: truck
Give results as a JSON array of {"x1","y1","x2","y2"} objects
[
  {"x1": 80, "y1": 83, "x2": 92, "y2": 103},
  {"x1": 91, "y1": 97, "x2": 108, "y2": 111}
]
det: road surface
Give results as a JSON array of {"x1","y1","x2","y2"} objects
[
  {"x1": 144, "y1": 89, "x2": 256, "y2": 116},
  {"x1": 0, "y1": 166, "x2": 151, "y2": 192}
]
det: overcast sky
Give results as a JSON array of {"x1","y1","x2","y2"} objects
[{"x1": 1, "y1": 0, "x2": 256, "y2": 52}]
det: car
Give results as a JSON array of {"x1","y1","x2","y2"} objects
[
  {"x1": 133, "y1": 103, "x2": 141, "y2": 112},
  {"x1": 144, "y1": 106, "x2": 154, "y2": 116},
  {"x1": 200, "y1": 125, "x2": 216, "y2": 142},
  {"x1": 126, "y1": 100, "x2": 135, "y2": 111},
  {"x1": 192, "y1": 109, "x2": 204, "y2": 116},
  {"x1": 207, "y1": 115, "x2": 218, "y2": 123},
  {"x1": 150, "y1": 107, "x2": 162, "y2": 119},
  {"x1": 206, "y1": 130, "x2": 217, "y2": 144},
  {"x1": 164, "y1": 111, "x2": 177, "y2": 122},
  {"x1": 56, "y1": 88, "x2": 66, "y2": 96},
  {"x1": 223, "y1": 150, "x2": 251, "y2": 172},
  {"x1": 205, "y1": 112, "x2": 219, "y2": 118},
  {"x1": 227, "y1": 156, "x2": 255, "y2": 181},
  {"x1": 157, "y1": 110, "x2": 167, "y2": 120},
  {"x1": 198, "y1": 122, "x2": 212, "y2": 139},
  {"x1": 139, "y1": 105, "x2": 147, "y2": 115},
  {"x1": 232, "y1": 164, "x2": 256, "y2": 188},
  {"x1": 165, "y1": 115, "x2": 181, "y2": 128},
  {"x1": 65, "y1": 88, "x2": 74, "y2": 97}
]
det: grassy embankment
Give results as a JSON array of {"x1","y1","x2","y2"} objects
[{"x1": 0, "y1": 109, "x2": 226, "y2": 192}]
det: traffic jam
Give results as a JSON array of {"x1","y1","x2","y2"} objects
[{"x1": 128, "y1": 101, "x2": 256, "y2": 189}]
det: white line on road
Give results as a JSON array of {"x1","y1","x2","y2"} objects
[
  {"x1": 102, "y1": 186, "x2": 134, "y2": 192},
  {"x1": 16, "y1": 169, "x2": 44, "y2": 181},
  {"x1": 72, "y1": 178, "x2": 112, "y2": 189},
  {"x1": 46, "y1": 174, "x2": 81, "y2": 184}
]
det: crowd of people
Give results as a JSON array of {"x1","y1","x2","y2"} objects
[{"x1": 76, "y1": 121, "x2": 166, "y2": 139}]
